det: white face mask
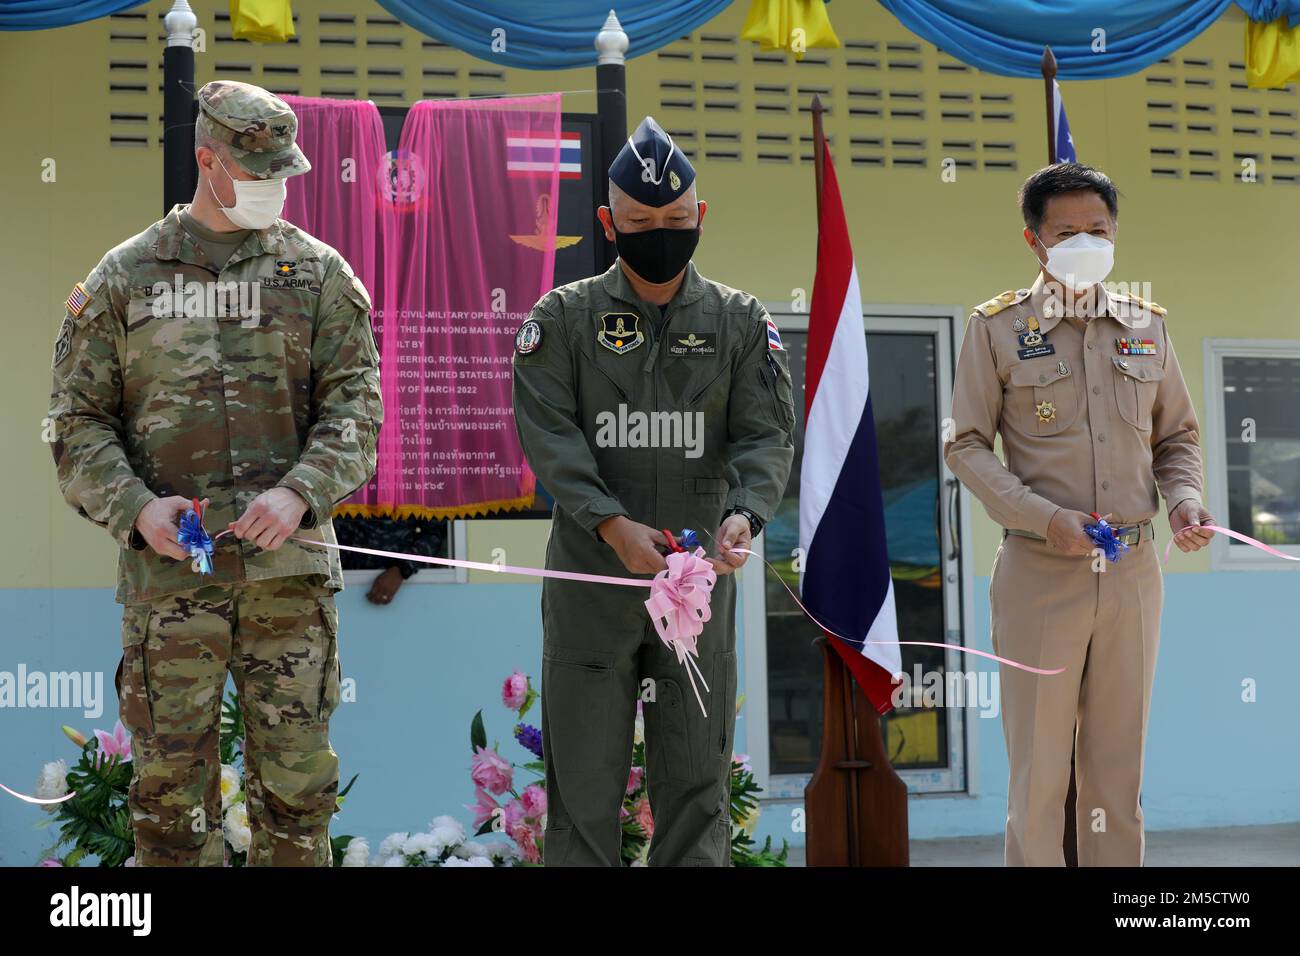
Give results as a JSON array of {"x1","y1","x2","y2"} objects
[
  {"x1": 1035, "y1": 232, "x2": 1114, "y2": 291},
  {"x1": 209, "y1": 153, "x2": 286, "y2": 230}
]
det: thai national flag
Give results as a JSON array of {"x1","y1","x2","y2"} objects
[
  {"x1": 1054, "y1": 79, "x2": 1077, "y2": 163},
  {"x1": 799, "y1": 138, "x2": 901, "y2": 715},
  {"x1": 506, "y1": 130, "x2": 582, "y2": 179}
]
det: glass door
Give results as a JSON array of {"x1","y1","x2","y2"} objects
[{"x1": 741, "y1": 311, "x2": 968, "y2": 796}]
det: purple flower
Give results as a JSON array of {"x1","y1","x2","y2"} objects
[{"x1": 514, "y1": 723, "x2": 543, "y2": 759}]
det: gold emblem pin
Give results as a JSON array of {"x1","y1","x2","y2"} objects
[
  {"x1": 1035, "y1": 400, "x2": 1057, "y2": 423},
  {"x1": 669, "y1": 170, "x2": 681, "y2": 191}
]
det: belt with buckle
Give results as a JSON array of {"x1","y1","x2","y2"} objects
[{"x1": 1005, "y1": 518, "x2": 1154, "y2": 547}]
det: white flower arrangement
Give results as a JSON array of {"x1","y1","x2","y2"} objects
[{"x1": 372, "y1": 819, "x2": 515, "y2": 867}]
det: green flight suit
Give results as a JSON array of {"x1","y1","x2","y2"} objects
[{"x1": 512, "y1": 260, "x2": 795, "y2": 866}]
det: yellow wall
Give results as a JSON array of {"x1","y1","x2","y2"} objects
[{"x1": 3, "y1": 0, "x2": 1296, "y2": 589}]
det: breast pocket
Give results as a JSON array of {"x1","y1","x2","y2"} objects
[
  {"x1": 1112, "y1": 357, "x2": 1165, "y2": 431},
  {"x1": 1006, "y1": 361, "x2": 1081, "y2": 436}
]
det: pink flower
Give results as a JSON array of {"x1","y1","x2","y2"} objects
[
  {"x1": 124, "y1": 856, "x2": 136, "y2": 867},
  {"x1": 94, "y1": 721, "x2": 132, "y2": 764},
  {"x1": 626, "y1": 766, "x2": 644, "y2": 795},
  {"x1": 503, "y1": 797, "x2": 525, "y2": 832},
  {"x1": 733, "y1": 753, "x2": 752, "y2": 773},
  {"x1": 38, "y1": 858, "x2": 63, "y2": 867},
  {"x1": 465, "y1": 785, "x2": 500, "y2": 830},
  {"x1": 635, "y1": 796, "x2": 654, "y2": 841},
  {"x1": 502, "y1": 670, "x2": 529, "y2": 711},
  {"x1": 511, "y1": 822, "x2": 541, "y2": 864},
  {"x1": 470, "y1": 746, "x2": 513, "y2": 795},
  {"x1": 521, "y1": 783, "x2": 547, "y2": 819}
]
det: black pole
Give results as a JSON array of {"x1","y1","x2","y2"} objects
[
  {"x1": 1042, "y1": 45, "x2": 1058, "y2": 166},
  {"x1": 595, "y1": 11, "x2": 628, "y2": 273},
  {"x1": 163, "y1": 1, "x2": 198, "y2": 216}
]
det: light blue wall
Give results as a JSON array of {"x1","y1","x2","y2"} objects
[{"x1": 1, "y1": 570, "x2": 1296, "y2": 865}]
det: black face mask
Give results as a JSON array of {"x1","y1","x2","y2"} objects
[{"x1": 611, "y1": 204, "x2": 702, "y2": 284}]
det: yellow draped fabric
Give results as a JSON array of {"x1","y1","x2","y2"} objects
[
  {"x1": 230, "y1": 0, "x2": 295, "y2": 44},
  {"x1": 740, "y1": 0, "x2": 841, "y2": 60},
  {"x1": 1246, "y1": 16, "x2": 1300, "y2": 89}
]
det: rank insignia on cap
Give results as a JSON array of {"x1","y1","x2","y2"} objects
[
  {"x1": 597, "y1": 312, "x2": 644, "y2": 355},
  {"x1": 1035, "y1": 400, "x2": 1057, "y2": 423},
  {"x1": 65, "y1": 282, "x2": 90, "y2": 318},
  {"x1": 1116, "y1": 337, "x2": 1157, "y2": 355},
  {"x1": 515, "y1": 319, "x2": 543, "y2": 355}
]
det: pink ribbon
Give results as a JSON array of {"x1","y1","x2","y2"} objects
[
  {"x1": 1164, "y1": 524, "x2": 1297, "y2": 564},
  {"x1": 643, "y1": 548, "x2": 717, "y2": 717},
  {"x1": 730, "y1": 548, "x2": 1066, "y2": 676}
]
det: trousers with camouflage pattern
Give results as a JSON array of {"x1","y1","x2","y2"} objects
[{"x1": 115, "y1": 575, "x2": 343, "y2": 866}]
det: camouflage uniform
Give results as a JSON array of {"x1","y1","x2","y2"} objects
[{"x1": 48, "y1": 81, "x2": 381, "y2": 866}]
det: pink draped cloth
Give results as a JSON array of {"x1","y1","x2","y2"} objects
[{"x1": 279, "y1": 94, "x2": 561, "y2": 519}]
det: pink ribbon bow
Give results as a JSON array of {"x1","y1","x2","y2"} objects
[{"x1": 643, "y1": 547, "x2": 717, "y2": 717}]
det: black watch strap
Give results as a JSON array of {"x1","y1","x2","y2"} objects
[{"x1": 724, "y1": 507, "x2": 763, "y2": 539}]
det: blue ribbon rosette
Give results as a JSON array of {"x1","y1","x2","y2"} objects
[
  {"x1": 177, "y1": 498, "x2": 215, "y2": 574},
  {"x1": 1084, "y1": 514, "x2": 1129, "y2": 563}
]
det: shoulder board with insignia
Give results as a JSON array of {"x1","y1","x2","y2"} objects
[
  {"x1": 973, "y1": 289, "x2": 1029, "y2": 318},
  {"x1": 1112, "y1": 291, "x2": 1167, "y2": 317}
]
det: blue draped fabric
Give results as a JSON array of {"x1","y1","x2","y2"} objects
[
  {"x1": 0, "y1": 0, "x2": 146, "y2": 30},
  {"x1": 875, "y1": 0, "x2": 1237, "y2": 78},
  {"x1": 1235, "y1": 0, "x2": 1300, "y2": 27},
  {"x1": 374, "y1": 0, "x2": 733, "y2": 69}
]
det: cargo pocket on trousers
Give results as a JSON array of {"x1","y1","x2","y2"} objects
[
  {"x1": 316, "y1": 594, "x2": 342, "y2": 722},
  {"x1": 542, "y1": 644, "x2": 617, "y2": 770},
  {"x1": 645, "y1": 677, "x2": 694, "y2": 785},
  {"x1": 118, "y1": 604, "x2": 155, "y2": 737}
]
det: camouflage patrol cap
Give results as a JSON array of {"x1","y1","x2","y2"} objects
[{"x1": 196, "y1": 80, "x2": 311, "y2": 180}]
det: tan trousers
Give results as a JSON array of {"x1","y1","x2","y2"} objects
[{"x1": 990, "y1": 533, "x2": 1163, "y2": 866}]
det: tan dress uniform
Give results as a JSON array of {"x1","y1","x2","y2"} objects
[{"x1": 945, "y1": 274, "x2": 1204, "y2": 866}]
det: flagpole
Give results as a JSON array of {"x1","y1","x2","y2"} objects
[
  {"x1": 1042, "y1": 45, "x2": 1058, "y2": 165},
  {"x1": 1042, "y1": 42, "x2": 1081, "y2": 868},
  {"x1": 811, "y1": 94, "x2": 825, "y2": 229},
  {"x1": 809, "y1": 90, "x2": 860, "y2": 865}
]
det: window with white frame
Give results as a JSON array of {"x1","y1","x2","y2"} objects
[{"x1": 1204, "y1": 339, "x2": 1300, "y2": 569}]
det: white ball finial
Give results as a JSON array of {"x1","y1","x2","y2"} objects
[
  {"x1": 595, "y1": 9, "x2": 629, "y2": 66},
  {"x1": 164, "y1": 0, "x2": 198, "y2": 48}
]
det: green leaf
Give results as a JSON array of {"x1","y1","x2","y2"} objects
[{"x1": 470, "y1": 710, "x2": 488, "y2": 753}]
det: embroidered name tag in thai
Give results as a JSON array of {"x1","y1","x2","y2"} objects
[
  {"x1": 668, "y1": 332, "x2": 716, "y2": 357},
  {"x1": 1017, "y1": 344, "x2": 1056, "y2": 360}
]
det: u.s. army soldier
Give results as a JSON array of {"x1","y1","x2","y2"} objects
[{"x1": 48, "y1": 80, "x2": 382, "y2": 866}]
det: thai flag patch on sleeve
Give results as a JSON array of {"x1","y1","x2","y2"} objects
[{"x1": 766, "y1": 316, "x2": 784, "y2": 351}]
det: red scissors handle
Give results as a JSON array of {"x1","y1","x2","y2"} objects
[{"x1": 661, "y1": 528, "x2": 683, "y2": 553}]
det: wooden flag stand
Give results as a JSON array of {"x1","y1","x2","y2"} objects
[{"x1": 805, "y1": 637, "x2": 909, "y2": 866}]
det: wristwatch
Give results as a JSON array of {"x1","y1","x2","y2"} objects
[{"x1": 723, "y1": 507, "x2": 764, "y2": 539}]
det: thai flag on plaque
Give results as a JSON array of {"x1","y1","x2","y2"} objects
[
  {"x1": 799, "y1": 139, "x2": 901, "y2": 715},
  {"x1": 506, "y1": 130, "x2": 582, "y2": 179}
]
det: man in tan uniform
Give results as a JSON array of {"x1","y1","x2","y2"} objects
[{"x1": 945, "y1": 163, "x2": 1214, "y2": 866}]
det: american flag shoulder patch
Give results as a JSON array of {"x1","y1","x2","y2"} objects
[
  {"x1": 65, "y1": 282, "x2": 90, "y2": 318},
  {"x1": 766, "y1": 316, "x2": 784, "y2": 351}
]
